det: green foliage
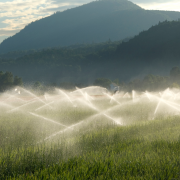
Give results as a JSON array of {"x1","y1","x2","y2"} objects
[
  {"x1": 0, "y1": 71, "x2": 23, "y2": 91},
  {"x1": 1, "y1": 21, "x2": 180, "y2": 84},
  {"x1": 120, "y1": 74, "x2": 170, "y2": 91},
  {"x1": 14, "y1": 76, "x2": 23, "y2": 86},
  {"x1": 142, "y1": 74, "x2": 168, "y2": 91},
  {"x1": 0, "y1": 117, "x2": 180, "y2": 179},
  {"x1": 117, "y1": 20, "x2": 180, "y2": 59},
  {"x1": 33, "y1": 81, "x2": 42, "y2": 89}
]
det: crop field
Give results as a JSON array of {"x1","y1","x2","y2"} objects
[{"x1": 0, "y1": 86, "x2": 180, "y2": 179}]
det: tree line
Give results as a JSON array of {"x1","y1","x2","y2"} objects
[
  {"x1": 93, "y1": 67, "x2": 180, "y2": 91},
  {"x1": 0, "y1": 71, "x2": 23, "y2": 92},
  {"x1": 0, "y1": 21, "x2": 180, "y2": 84}
]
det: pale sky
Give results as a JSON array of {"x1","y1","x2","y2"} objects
[{"x1": 0, "y1": 0, "x2": 180, "y2": 44}]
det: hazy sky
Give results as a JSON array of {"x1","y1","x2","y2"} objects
[{"x1": 0, "y1": 0, "x2": 180, "y2": 44}]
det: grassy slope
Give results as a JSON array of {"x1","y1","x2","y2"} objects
[{"x1": 1, "y1": 116, "x2": 180, "y2": 179}]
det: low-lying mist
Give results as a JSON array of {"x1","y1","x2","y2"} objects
[{"x1": 1, "y1": 86, "x2": 180, "y2": 179}]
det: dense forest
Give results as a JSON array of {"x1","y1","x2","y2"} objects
[
  {"x1": 0, "y1": 71, "x2": 22, "y2": 92},
  {"x1": 0, "y1": 21, "x2": 180, "y2": 87},
  {"x1": 1, "y1": 0, "x2": 180, "y2": 53},
  {"x1": 116, "y1": 20, "x2": 180, "y2": 59},
  {"x1": 0, "y1": 41, "x2": 120, "y2": 83}
]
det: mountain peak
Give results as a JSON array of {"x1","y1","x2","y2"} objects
[
  {"x1": 83, "y1": 0, "x2": 142, "y2": 11},
  {"x1": 1, "y1": 0, "x2": 180, "y2": 53}
]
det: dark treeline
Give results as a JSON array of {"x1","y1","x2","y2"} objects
[
  {"x1": 1, "y1": 66, "x2": 180, "y2": 93},
  {"x1": 0, "y1": 40, "x2": 122, "y2": 60},
  {"x1": 0, "y1": 41, "x2": 120, "y2": 83},
  {"x1": 116, "y1": 20, "x2": 180, "y2": 59},
  {"x1": 0, "y1": 21, "x2": 180, "y2": 85},
  {"x1": 93, "y1": 67, "x2": 180, "y2": 92},
  {"x1": 0, "y1": 71, "x2": 23, "y2": 92}
]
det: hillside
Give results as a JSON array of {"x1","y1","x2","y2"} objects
[
  {"x1": 116, "y1": 20, "x2": 180, "y2": 59},
  {"x1": 1, "y1": 21, "x2": 180, "y2": 84},
  {"x1": 1, "y1": 0, "x2": 180, "y2": 53}
]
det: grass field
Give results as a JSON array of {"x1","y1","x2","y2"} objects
[{"x1": 0, "y1": 87, "x2": 180, "y2": 179}]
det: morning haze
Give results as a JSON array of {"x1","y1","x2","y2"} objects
[{"x1": 0, "y1": 0, "x2": 180, "y2": 179}]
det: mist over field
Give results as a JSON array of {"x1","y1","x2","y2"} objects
[
  {"x1": 0, "y1": 0, "x2": 180, "y2": 179},
  {"x1": 0, "y1": 86, "x2": 180, "y2": 179}
]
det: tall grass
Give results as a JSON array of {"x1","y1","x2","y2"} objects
[{"x1": 0, "y1": 89, "x2": 180, "y2": 179}]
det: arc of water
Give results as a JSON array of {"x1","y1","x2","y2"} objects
[
  {"x1": 85, "y1": 92, "x2": 94, "y2": 100},
  {"x1": 71, "y1": 86, "x2": 106, "y2": 93},
  {"x1": 77, "y1": 98, "x2": 98, "y2": 111},
  {"x1": 29, "y1": 112, "x2": 68, "y2": 127},
  {"x1": 40, "y1": 88, "x2": 130, "y2": 142},
  {"x1": 35, "y1": 101, "x2": 54, "y2": 111},
  {"x1": 161, "y1": 100, "x2": 180, "y2": 112},
  {"x1": 102, "y1": 113, "x2": 122, "y2": 125},
  {"x1": 42, "y1": 100, "x2": 124, "y2": 142},
  {"x1": 5, "y1": 93, "x2": 27, "y2": 103},
  {"x1": 58, "y1": 89, "x2": 75, "y2": 106},
  {"x1": 1, "y1": 94, "x2": 18, "y2": 102},
  {"x1": 0, "y1": 101, "x2": 14, "y2": 108},
  {"x1": 20, "y1": 87, "x2": 53, "y2": 108},
  {"x1": 77, "y1": 94, "x2": 122, "y2": 125},
  {"x1": 103, "y1": 92, "x2": 121, "y2": 105},
  {"x1": 154, "y1": 95, "x2": 180, "y2": 112},
  {"x1": 0, "y1": 94, "x2": 13, "y2": 102},
  {"x1": 75, "y1": 87, "x2": 94, "y2": 106},
  {"x1": 7, "y1": 99, "x2": 37, "y2": 113},
  {"x1": 164, "y1": 99, "x2": 180, "y2": 108},
  {"x1": 154, "y1": 89, "x2": 169, "y2": 115},
  {"x1": 147, "y1": 91, "x2": 180, "y2": 113},
  {"x1": 103, "y1": 92, "x2": 113, "y2": 104},
  {"x1": 144, "y1": 91, "x2": 151, "y2": 100},
  {"x1": 43, "y1": 112, "x2": 106, "y2": 141},
  {"x1": 123, "y1": 92, "x2": 131, "y2": 98}
]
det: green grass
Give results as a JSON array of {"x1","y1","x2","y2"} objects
[{"x1": 0, "y1": 91, "x2": 180, "y2": 179}]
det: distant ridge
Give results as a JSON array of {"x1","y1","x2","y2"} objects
[
  {"x1": 1, "y1": 20, "x2": 180, "y2": 83},
  {"x1": 116, "y1": 20, "x2": 180, "y2": 59},
  {"x1": 0, "y1": 0, "x2": 180, "y2": 53}
]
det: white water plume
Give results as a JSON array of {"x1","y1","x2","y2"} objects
[
  {"x1": 58, "y1": 89, "x2": 76, "y2": 107},
  {"x1": 7, "y1": 99, "x2": 37, "y2": 113},
  {"x1": 35, "y1": 101, "x2": 54, "y2": 111},
  {"x1": 2, "y1": 86, "x2": 180, "y2": 144},
  {"x1": 154, "y1": 88, "x2": 169, "y2": 115},
  {"x1": 76, "y1": 91, "x2": 123, "y2": 125},
  {"x1": 20, "y1": 87, "x2": 53, "y2": 108},
  {"x1": 29, "y1": 112, "x2": 68, "y2": 127},
  {"x1": 103, "y1": 92, "x2": 121, "y2": 105},
  {"x1": 4, "y1": 93, "x2": 27, "y2": 103},
  {"x1": 43, "y1": 112, "x2": 106, "y2": 141},
  {"x1": 123, "y1": 92, "x2": 131, "y2": 98}
]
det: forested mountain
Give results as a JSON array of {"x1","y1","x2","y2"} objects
[
  {"x1": 116, "y1": 20, "x2": 180, "y2": 58},
  {"x1": 1, "y1": 20, "x2": 180, "y2": 84},
  {"x1": 1, "y1": 0, "x2": 180, "y2": 53}
]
